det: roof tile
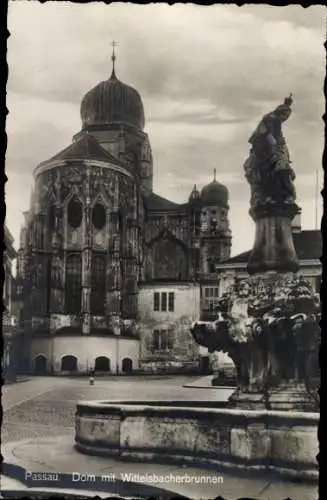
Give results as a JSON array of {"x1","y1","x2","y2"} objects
[{"x1": 44, "y1": 133, "x2": 121, "y2": 166}]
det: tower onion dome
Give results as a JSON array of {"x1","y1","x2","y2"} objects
[
  {"x1": 201, "y1": 169, "x2": 229, "y2": 207},
  {"x1": 80, "y1": 42, "x2": 145, "y2": 130}
]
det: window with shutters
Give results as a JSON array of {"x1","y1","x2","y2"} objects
[
  {"x1": 65, "y1": 254, "x2": 82, "y2": 314},
  {"x1": 91, "y1": 255, "x2": 106, "y2": 314}
]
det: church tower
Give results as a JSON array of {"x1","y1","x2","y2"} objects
[
  {"x1": 16, "y1": 44, "x2": 149, "y2": 375},
  {"x1": 199, "y1": 169, "x2": 232, "y2": 319},
  {"x1": 200, "y1": 169, "x2": 232, "y2": 273}
]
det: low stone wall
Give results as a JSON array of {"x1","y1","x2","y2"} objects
[{"x1": 75, "y1": 401, "x2": 318, "y2": 481}]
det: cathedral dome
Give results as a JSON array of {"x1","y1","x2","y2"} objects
[
  {"x1": 201, "y1": 170, "x2": 229, "y2": 207},
  {"x1": 80, "y1": 50, "x2": 145, "y2": 130}
]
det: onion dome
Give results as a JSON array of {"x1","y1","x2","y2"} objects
[
  {"x1": 80, "y1": 43, "x2": 145, "y2": 130},
  {"x1": 201, "y1": 169, "x2": 229, "y2": 207}
]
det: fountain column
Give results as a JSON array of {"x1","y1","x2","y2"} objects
[{"x1": 191, "y1": 95, "x2": 320, "y2": 411}]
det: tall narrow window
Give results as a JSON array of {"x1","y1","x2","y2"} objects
[
  {"x1": 153, "y1": 292, "x2": 160, "y2": 311},
  {"x1": 92, "y1": 203, "x2": 106, "y2": 230},
  {"x1": 91, "y1": 255, "x2": 106, "y2": 315},
  {"x1": 49, "y1": 205, "x2": 56, "y2": 234},
  {"x1": 46, "y1": 257, "x2": 52, "y2": 313},
  {"x1": 168, "y1": 292, "x2": 175, "y2": 312},
  {"x1": 153, "y1": 329, "x2": 160, "y2": 350},
  {"x1": 68, "y1": 198, "x2": 83, "y2": 229},
  {"x1": 161, "y1": 292, "x2": 167, "y2": 312},
  {"x1": 65, "y1": 254, "x2": 82, "y2": 314},
  {"x1": 167, "y1": 329, "x2": 174, "y2": 350}
]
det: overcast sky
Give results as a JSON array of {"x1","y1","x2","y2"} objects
[{"x1": 6, "y1": 2, "x2": 325, "y2": 256}]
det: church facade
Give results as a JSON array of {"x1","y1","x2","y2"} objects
[{"x1": 14, "y1": 54, "x2": 232, "y2": 374}]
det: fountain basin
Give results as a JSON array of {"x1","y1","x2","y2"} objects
[{"x1": 75, "y1": 400, "x2": 318, "y2": 481}]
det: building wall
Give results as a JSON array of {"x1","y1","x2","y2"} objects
[
  {"x1": 3, "y1": 226, "x2": 17, "y2": 317},
  {"x1": 28, "y1": 336, "x2": 140, "y2": 374},
  {"x1": 138, "y1": 283, "x2": 201, "y2": 370}
]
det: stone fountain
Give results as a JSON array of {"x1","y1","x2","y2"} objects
[
  {"x1": 72, "y1": 96, "x2": 319, "y2": 484},
  {"x1": 191, "y1": 94, "x2": 320, "y2": 412}
]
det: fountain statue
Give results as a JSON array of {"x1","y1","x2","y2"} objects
[
  {"x1": 191, "y1": 95, "x2": 320, "y2": 411},
  {"x1": 70, "y1": 95, "x2": 319, "y2": 483}
]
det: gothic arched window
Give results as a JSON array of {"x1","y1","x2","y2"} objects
[
  {"x1": 91, "y1": 254, "x2": 106, "y2": 315},
  {"x1": 92, "y1": 203, "x2": 106, "y2": 230},
  {"x1": 46, "y1": 257, "x2": 52, "y2": 313},
  {"x1": 49, "y1": 204, "x2": 56, "y2": 232},
  {"x1": 152, "y1": 237, "x2": 187, "y2": 280},
  {"x1": 67, "y1": 199, "x2": 83, "y2": 229},
  {"x1": 65, "y1": 254, "x2": 82, "y2": 314}
]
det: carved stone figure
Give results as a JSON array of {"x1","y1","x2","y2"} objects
[
  {"x1": 190, "y1": 273, "x2": 320, "y2": 410},
  {"x1": 244, "y1": 94, "x2": 296, "y2": 209}
]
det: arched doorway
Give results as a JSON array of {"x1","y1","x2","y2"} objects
[
  {"x1": 122, "y1": 357, "x2": 133, "y2": 374},
  {"x1": 61, "y1": 355, "x2": 78, "y2": 372},
  {"x1": 94, "y1": 356, "x2": 110, "y2": 372},
  {"x1": 200, "y1": 356, "x2": 210, "y2": 374},
  {"x1": 34, "y1": 355, "x2": 47, "y2": 374},
  {"x1": 20, "y1": 357, "x2": 30, "y2": 375}
]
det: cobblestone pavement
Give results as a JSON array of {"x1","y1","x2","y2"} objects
[{"x1": 2, "y1": 376, "x2": 233, "y2": 445}]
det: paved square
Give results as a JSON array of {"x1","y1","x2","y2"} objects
[{"x1": 2, "y1": 376, "x2": 233, "y2": 444}]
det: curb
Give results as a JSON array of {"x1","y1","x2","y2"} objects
[
  {"x1": 4, "y1": 377, "x2": 30, "y2": 386},
  {"x1": 183, "y1": 384, "x2": 235, "y2": 389}
]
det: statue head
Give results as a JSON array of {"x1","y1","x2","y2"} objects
[
  {"x1": 274, "y1": 94, "x2": 293, "y2": 123},
  {"x1": 237, "y1": 280, "x2": 251, "y2": 298}
]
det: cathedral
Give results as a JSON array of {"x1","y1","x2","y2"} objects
[{"x1": 14, "y1": 49, "x2": 232, "y2": 375}]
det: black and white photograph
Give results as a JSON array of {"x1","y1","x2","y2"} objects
[{"x1": 2, "y1": 2, "x2": 324, "y2": 499}]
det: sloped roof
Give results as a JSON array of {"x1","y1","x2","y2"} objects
[
  {"x1": 144, "y1": 192, "x2": 184, "y2": 212},
  {"x1": 221, "y1": 230, "x2": 322, "y2": 265},
  {"x1": 43, "y1": 133, "x2": 121, "y2": 166},
  {"x1": 293, "y1": 230, "x2": 322, "y2": 261}
]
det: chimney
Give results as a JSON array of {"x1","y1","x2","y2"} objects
[{"x1": 292, "y1": 211, "x2": 302, "y2": 234}]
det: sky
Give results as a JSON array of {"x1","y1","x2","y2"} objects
[{"x1": 6, "y1": 2, "x2": 325, "y2": 256}]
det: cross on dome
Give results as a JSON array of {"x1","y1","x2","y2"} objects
[{"x1": 111, "y1": 40, "x2": 118, "y2": 78}]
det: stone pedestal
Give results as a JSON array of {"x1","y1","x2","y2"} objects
[{"x1": 248, "y1": 203, "x2": 300, "y2": 275}]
